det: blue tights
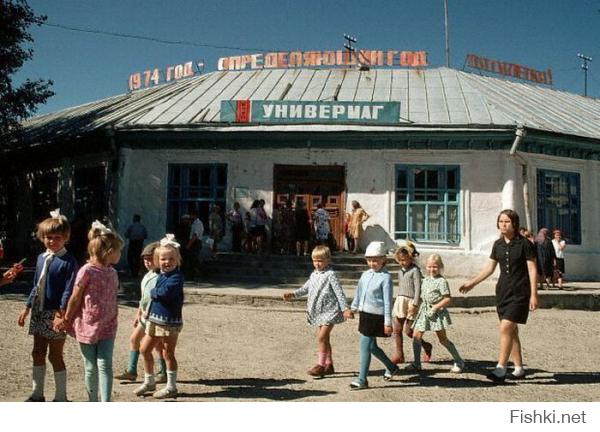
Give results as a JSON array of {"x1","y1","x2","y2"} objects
[
  {"x1": 79, "y1": 338, "x2": 115, "y2": 402},
  {"x1": 358, "y1": 334, "x2": 396, "y2": 385}
]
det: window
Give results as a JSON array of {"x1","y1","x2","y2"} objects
[
  {"x1": 167, "y1": 164, "x2": 227, "y2": 231},
  {"x1": 537, "y1": 169, "x2": 580, "y2": 244},
  {"x1": 74, "y1": 165, "x2": 108, "y2": 220},
  {"x1": 395, "y1": 165, "x2": 460, "y2": 243}
]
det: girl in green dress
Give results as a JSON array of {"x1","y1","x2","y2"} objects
[{"x1": 411, "y1": 254, "x2": 465, "y2": 373}]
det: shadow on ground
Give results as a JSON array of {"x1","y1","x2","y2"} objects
[{"x1": 176, "y1": 377, "x2": 336, "y2": 400}]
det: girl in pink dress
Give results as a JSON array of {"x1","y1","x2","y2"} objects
[{"x1": 54, "y1": 221, "x2": 123, "y2": 402}]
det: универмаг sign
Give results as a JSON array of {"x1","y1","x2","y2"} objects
[{"x1": 220, "y1": 100, "x2": 401, "y2": 124}]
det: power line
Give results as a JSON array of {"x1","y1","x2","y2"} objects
[{"x1": 41, "y1": 21, "x2": 270, "y2": 52}]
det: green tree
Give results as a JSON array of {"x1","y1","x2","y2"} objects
[{"x1": 0, "y1": 0, "x2": 53, "y2": 145}]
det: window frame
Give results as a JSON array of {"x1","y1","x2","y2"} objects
[
  {"x1": 167, "y1": 163, "x2": 227, "y2": 231},
  {"x1": 536, "y1": 168, "x2": 581, "y2": 245},
  {"x1": 394, "y1": 164, "x2": 461, "y2": 244}
]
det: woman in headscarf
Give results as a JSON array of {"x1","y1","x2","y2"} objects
[{"x1": 535, "y1": 228, "x2": 556, "y2": 290}]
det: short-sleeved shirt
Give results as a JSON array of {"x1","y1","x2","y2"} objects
[
  {"x1": 490, "y1": 235, "x2": 536, "y2": 322},
  {"x1": 71, "y1": 263, "x2": 119, "y2": 344}
]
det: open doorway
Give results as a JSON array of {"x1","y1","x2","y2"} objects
[{"x1": 273, "y1": 165, "x2": 346, "y2": 251}]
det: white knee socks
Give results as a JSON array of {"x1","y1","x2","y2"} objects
[
  {"x1": 32, "y1": 365, "x2": 46, "y2": 399},
  {"x1": 54, "y1": 370, "x2": 67, "y2": 401}
]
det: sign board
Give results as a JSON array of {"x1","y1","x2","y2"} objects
[
  {"x1": 128, "y1": 60, "x2": 204, "y2": 91},
  {"x1": 218, "y1": 50, "x2": 427, "y2": 71},
  {"x1": 220, "y1": 100, "x2": 401, "y2": 124},
  {"x1": 466, "y1": 54, "x2": 552, "y2": 85}
]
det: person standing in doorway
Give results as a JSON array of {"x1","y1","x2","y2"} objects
[
  {"x1": 552, "y1": 229, "x2": 566, "y2": 289},
  {"x1": 294, "y1": 200, "x2": 311, "y2": 256},
  {"x1": 313, "y1": 203, "x2": 331, "y2": 246},
  {"x1": 186, "y1": 209, "x2": 204, "y2": 277},
  {"x1": 125, "y1": 214, "x2": 147, "y2": 278},
  {"x1": 227, "y1": 202, "x2": 244, "y2": 253},
  {"x1": 459, "y1": 209, "x2": 538, "y2": 383},
  {"x1": 348, "y1": 201, "x2": 369, "y2": 254},
  {"x1": 535, "y1": 228, "x2": 556, "y2": 290},
  {"x1": 208, "y1": 204, "x2": 223, "y2": 255}
]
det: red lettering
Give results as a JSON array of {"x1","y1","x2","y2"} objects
[
  {"x1": 236, "y1": 100, "x2": 251, "y2": 123},
  {"x1": 264, "y1": 53, "x2": 278, "y2": 68}
]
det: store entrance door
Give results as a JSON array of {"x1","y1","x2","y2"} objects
[{"x1": 273, "y1": 165, "x2": 346, "y2": 251}]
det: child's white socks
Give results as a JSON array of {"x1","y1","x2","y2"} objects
[
  {"x1": 166, "y1": 370, "x2": 177, "y2": 391},
  {"x1": 54, "y1": 370, "x2": 67, "y2": 402},
  {"x1": 512, "y1": 366, "x2": 525, "y2": 377},
  {"x1": 144, "y1": 373, "x2": 156, "y2": 386},
  {"x1": 32, "y1": 365, "x2": 46, "y2": 399}
]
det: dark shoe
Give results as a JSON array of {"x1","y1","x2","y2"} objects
[
  {"x1": 115, "y1": 370, "x2": 137, "y2": 381},
  {"x1": 486, "y1": 371, "x2": 506, "y2": 383},
  {"x1": 323, "y1": 364, "x2": 335, "y2": 375},
  {"x1": 307, "y1": 364, "x2": 325, "y2": 378},
  {"x1": 349, "y1": 380, "x2": 368, "y2": 390},
  {"x1": 422, "y1": 341, "x2": 433, "y2": 363},
  {"x1": 25, "y1": 395, "x2": 45, "y2": 402}
]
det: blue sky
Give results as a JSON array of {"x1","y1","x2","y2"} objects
[{"x1": 15, "y1": 0, "x2": 600, "y2": 115}]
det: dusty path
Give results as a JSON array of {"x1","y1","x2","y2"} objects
[{"x1": 0, "y1": 298, "x2": 598, "y2": 402}]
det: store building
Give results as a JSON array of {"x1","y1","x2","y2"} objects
[{"x1": 3, "y1": 66, "x2": 600, "y2": 278}]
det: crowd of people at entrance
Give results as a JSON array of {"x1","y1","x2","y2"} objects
[{"x1": 0, "y1": 202, "x2": 572, "y2": 400}]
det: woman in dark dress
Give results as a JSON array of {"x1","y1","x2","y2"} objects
[
  {"x1": 535, "y1": 228, "x2": 556, "y2": 290},
  {"x1": 459, "y1": 209, "x2": 538, "y2": 383},
  {"x1": 294, "y1": 200, "x2": 311, "y2": 256}
]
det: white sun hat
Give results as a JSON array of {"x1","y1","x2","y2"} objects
[{"x1": 364, "y1": 241, "x2": 387, "y2": 258}]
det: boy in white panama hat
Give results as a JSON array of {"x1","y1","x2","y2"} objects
[{"x1": 348, "y1": 241, "x2": 399, "y2": 390}]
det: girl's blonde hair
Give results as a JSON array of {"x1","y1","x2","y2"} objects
[
  {"x1": 36, "y1": 217, "x2": 71, "y2": 241},
  {"x1": 311, "y1": 245, "x2": 331, "y2": 260},
  {"x1": 87, "y1": 225, "x2": 124, "y2": 264},
  {"x1": 154, "y1": 244, "x2": 183, "y2": 268},
  {"x1": 426, "y1": 253, "x2": 444, "y2": 270}
]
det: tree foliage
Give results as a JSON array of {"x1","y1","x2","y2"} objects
[{"x1": 0, "y1": 0, "x2": 54, "y2": 145}]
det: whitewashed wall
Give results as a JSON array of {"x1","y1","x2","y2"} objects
[{"x1": 116, "y1": 146, "x2": 600, "y2": 279}]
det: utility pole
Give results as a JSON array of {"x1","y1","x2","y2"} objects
[
  {"x1": 444, "y1": 0, "x2": 450, "y2": 68},
  {"x1": 577, "y1": 53, "x2": 592, "y2": 97}
]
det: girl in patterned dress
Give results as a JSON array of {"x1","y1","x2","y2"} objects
[
  {"x1": 283, "y1": 245, "x2": 352, "y2": 378},
  {"x1": 411, "y1": 254, "x2": 464, "y2": 373},
  {"x1": 18, "y1": 209, "x2": 78, "y2": 402},
  {"x1": 54, "y1": 221, "x2": 123, "y2": 401}
]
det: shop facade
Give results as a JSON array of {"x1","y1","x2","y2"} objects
[{"x1": 4, "y1": 67, "x2": 600, "y2": 278}]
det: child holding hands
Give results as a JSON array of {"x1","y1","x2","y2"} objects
[
  {"x1": 391, "y1": 241, "x2": 432, "y2": 364},
  {"x1": 54, "y1": 220, "x2": 123, "y2": 402},
  {"x1": 349, "y1": 241, "x2": 399, "y2": 390},
  {"x1": 283, "y1": 245, "x2": 352, "y2": 378},
  {"x1": 18, "y1": 209, "x2": 78, "y2": 402},
  {"x1": 115, "y1": 242, "x2": 167, "y2": 383},
  {"x1": 134, "y1": 234, "x2": 184, "y2": 399},
  {"x1": 411, "y1": 254, "x2": 464, "y2": 372}
]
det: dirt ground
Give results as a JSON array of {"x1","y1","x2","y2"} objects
[{"x1": 0, "y1": 296, "x2": 599, "y2": 402}]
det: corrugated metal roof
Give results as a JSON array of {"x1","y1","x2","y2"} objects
[{"x1": 20, "y1": 67, "x2": 600, "y2": 142}]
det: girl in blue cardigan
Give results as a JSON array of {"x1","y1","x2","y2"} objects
[
  {"x1": 134, "y1": 234, "x2": 184, "y2": 399},
  {"x1": 18, "y1": 210, "x2": 78, "y2": 402},
  {"x1": 349, "y1": 241, "x2": 399, "y2": 390}
]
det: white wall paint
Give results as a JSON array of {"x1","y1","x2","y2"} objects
[{"x1": 117, "y1": 146, "x2": 600, "y2": 279}]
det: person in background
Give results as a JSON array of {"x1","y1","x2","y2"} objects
[
  {"x1": 348, "y1": 201, "x2": 369, "y2": 254},
  {"x1": 313, "y1": 203, "x2": 331, "y2": 246},
  {"x1": 186, "y1": 209, "x2": 204, "y2": 276},
  {"x1": 294, "y1": 200, "x2": 311, "y2": 256},
  {"x1": 535, "y1": 228, "x2": 556, "y2": 290},
  {"x1": 208, "y1": 204, "x2": 223, "y2": 254},
  {"x1": 125, "y1": 214, "x2": 147, "y2": 278},
  {"x1": 227, "y1": 202, "x2": 244, "y2": 253},
  {"x1": 18, "y1": 209, "x2": 78, "y2": 402},
  {"x1": 552, "y1": 229, "x2": 566, "y2": 289}
]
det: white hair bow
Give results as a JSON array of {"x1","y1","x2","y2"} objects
[
  {"x1": 91, "y1": 220, "x2": 112, "y2": 234},
  {"x1": 160, "y1": 233, "x2": 180, "y2": 248},
  {"x1": 49, "y1": 208, "x2": 67, "y2": 221}
]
